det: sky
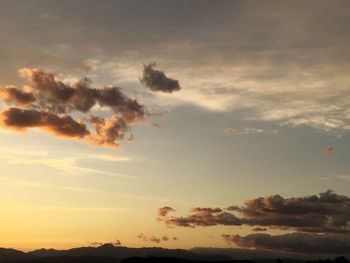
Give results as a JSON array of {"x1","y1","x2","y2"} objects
[{"x1": 1, "y1": 0, "x2": 350, "y2": 256}]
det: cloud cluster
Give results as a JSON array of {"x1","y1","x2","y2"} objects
[
  {"x1": 0, "y1": 68, "x2": 146, "y2": 146},
  {"x1": 222, "y1": 233, "x2": 350, "y2": 255},
  {"x1": 136, "y1": 233, "x2": 177, "y2": 244},
  {"x1": 159, "y1": 190, "x2": 350, "y2": 234},
  {"x1": 140, "y1": 63, "x2": 181, "y2": 93}
]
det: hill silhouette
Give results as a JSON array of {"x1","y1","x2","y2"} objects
[{"x1": 0, "y1": 244, "x2": 348, "y2": 263}]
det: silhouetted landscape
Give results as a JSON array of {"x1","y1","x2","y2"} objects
[{"x1": 0, "y1": 245, "x2": 348, "y2": 263}]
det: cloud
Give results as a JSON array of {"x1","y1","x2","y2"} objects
[
  {"x1": 252, "y1": 227, "x2": 268, "y2": 232},
  {"x1": 324, "y1": 147, "x2": 335, "y2": 154},
  {"x1": 19, "y1": 68, "x2": 145, "y2": 119},
  {"x1": 140, "y1": 63, "x2": 181, "y2": 93},
  {"x1": 159, "y1": 190, "x2": 350, "y2": 233},
  {"x1": 224, "y1": 128, "x2": 236, "y2": 136},
  {"x1": 222, "y1": 233, "x2": 350, "y2": 255},
  {"x1": 237, "y1": 190, "x2": 350, "y2": 233},
  {"x1": 89, "y1": 115, "x2": 130, "y2": 147},
  {"x1": 0, "y1": 146, "x2": 135, "y2": 178},
  {"x1": 158, "y1": 206, "x2": 175, "y2": 217},
  {"x1": 136, "y1": 233, "x2": 160, "y2": 243},
  {"x1": 0, "y1": 86, "x2": 36, "y2": 105},
  {"x1": 136, "y1": 233, "x2": 176, "y2": 243},
  {"x1": 113, "y1": 239, "x2": 122, "y2": 246},
  {"x1": 161, "y1": 206, "x2": 241, "y2": 228},
  {"x1": 224, "y1": 127, "x2": 278, "y2": 136},
  {"x1": 0, "y1": 68, "x2": 147, "y2": 147},
  {"x1": 90, "y1": 240, "x2": 122, "y2": 247},
  {"x1": 0, "y1": 108, "x2": 89, "y2": 138},
  {"x1": 4, "y1": 1, "x2": 350, "y2": 134},
  {"x1": 191, "y1": 207, "x2": 223, "y2": 213}
]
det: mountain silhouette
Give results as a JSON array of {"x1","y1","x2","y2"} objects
[
  {"x1": 0, "y1": 244, "x2": 348, "y2": 263},
  {"x1": 26, "y1": 244, "x2": 204, "y2": 260}
]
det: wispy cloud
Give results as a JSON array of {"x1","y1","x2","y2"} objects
[
  {"x1": 224, "y1": 127, "x2": 278, "y2": 136},
  {"x1": 0, "y1": 177, "x2": 176, "y2": 204},
  {"x1": 0, "y1": 147, "x2": 136, "y2": 178}
]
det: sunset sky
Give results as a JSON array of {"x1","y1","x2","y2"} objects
[{"x1": 1, "y1": 0, "x2": 350, "y2": 256}]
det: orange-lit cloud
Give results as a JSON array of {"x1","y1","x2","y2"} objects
[
  {"x1": 0, "y1": 86, "x2": 36, "y2": 106},
  {"x1": 324, "y1": 147, "x2": 335, "y2": 154},
  {"x1": 0, "y1": 108, "x2": 89, "y2": 138},
  {"x1": 224, "y1": 128, "x2": 236, "y2": 136},
  {"x1": 0, "y1": 68, "x2": 149, "y2": 147}
]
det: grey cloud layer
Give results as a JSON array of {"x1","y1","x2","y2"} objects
[
  {"x1": 223, "y1": 233, "x2": 350, "y2": 255},
  {"x1": 2, "y1": 1, "x2": 350, "y2": 133}
]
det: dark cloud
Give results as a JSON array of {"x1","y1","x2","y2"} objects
[
  {"x1": 90, "y1": 240, "x2": 121, "y2": 247},
  {"x1": 0, "y1": 108, "x2": 89, "y2": 138},
  {"x1": 191, "y1": 207, "x2": 223, "y2": 213},
  {"x1": 19, "y1": 68, "x2": 145, "y2": 118},
  {"x1": 140, "y1": 63, "x2": 181, "y2": 93},
  {"x1": 0, "y1": 86, "x2": 36, "y2": 105},
  {"x1": 160, "y1": 206, "x2": 241, "y2": 228},
  {"x1": 136, "y1": 233, "x2": 160, "y2": 243},
  {"x1": 252, "y1": 227, "x2": 268, "y2": 232},
  {"x1": 136, "y1": 233, "x2": 176, "y2": 243},
  {"x1": 159, "y1": 190, "x2": 350, "y2": 233},
  {"x1": 237, "y1": 190, "x2": 350, "y2": 233},
  {"x1": 0, "y1": 68, "x2": 147, "y2": 147},
  {"x1": 158, "y1": 206, "x2": 175, "y2": 217},
  {"x1": 112, "y1": 239, "x2": 122, "y2": 246},
  {"x1": 222, "y1": 233, "x2": 350, "y2": 255}
]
